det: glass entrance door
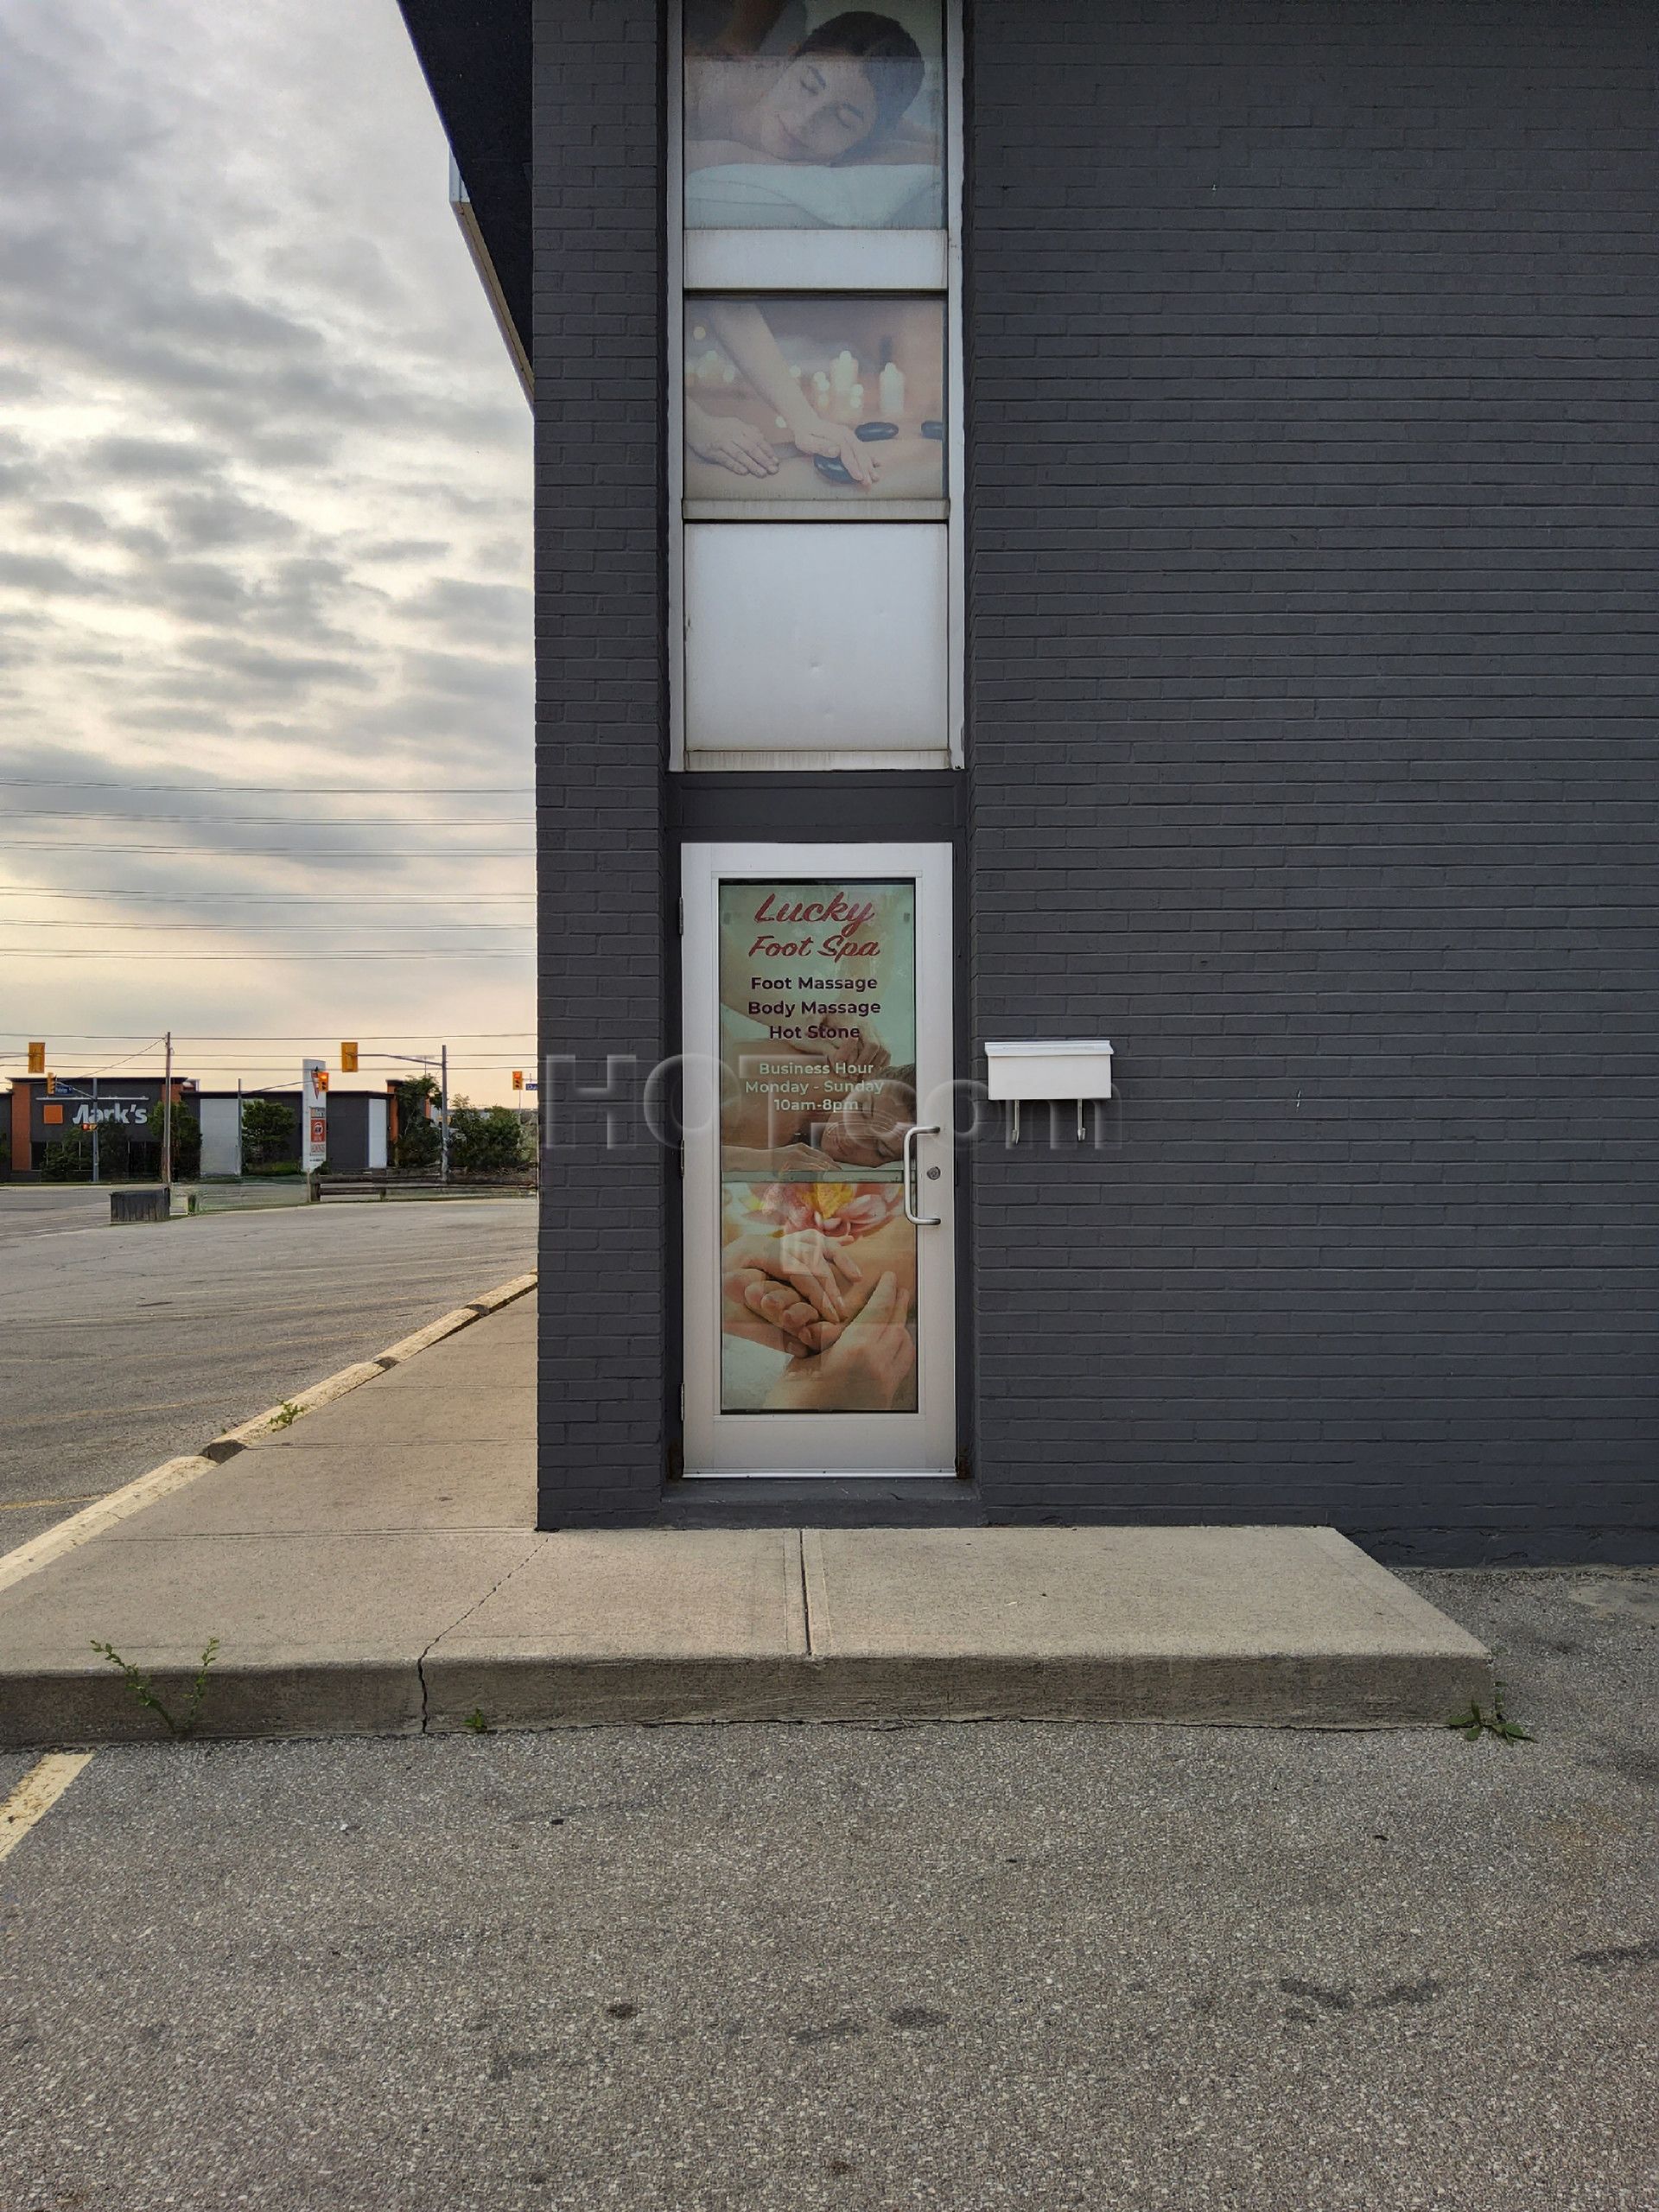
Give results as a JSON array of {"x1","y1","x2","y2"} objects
[{"x1": 682, "y1": 842, "x2": 956, "y2": 1476}]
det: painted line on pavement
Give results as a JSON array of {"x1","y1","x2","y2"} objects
[
  {"x1": 0, "y1": 1271, "x2": 537, "y2": 1599},
  {"x1": 0, "y1": 1752, "x2": 94, "y2": 1866}
]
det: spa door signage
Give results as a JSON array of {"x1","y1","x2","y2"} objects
[{"x1": 718, "y1": 877, "x2": 919, "y2": 1415}]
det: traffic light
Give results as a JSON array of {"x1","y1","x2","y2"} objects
[
  {"x1": 340, "y1": 1041, "x2": 359, "y2": 1073},
  {"x1": 27, "y1": 1041, "x2": 44, "y2": 1074},
  {"x1": 512, "y1": 1070, "x2": 524, "y2": 1090},
  {"x1": 45, "y1": 1071, "x2": 56, "y2": 1095},
  {"x1": 315, "y1": 1070, "x2": 329, "y2": 1092}
]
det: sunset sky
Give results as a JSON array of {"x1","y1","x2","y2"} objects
[{"x1": 0, "y1": 0, "x2": 534, "y2": 1106}]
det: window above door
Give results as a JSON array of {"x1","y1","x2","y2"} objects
[{"x1": 670, "y1": 2, "x2": 963, "y2": 772}]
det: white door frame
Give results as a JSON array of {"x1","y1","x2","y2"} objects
[{"x1": 681, "y1": 841, "x2": 957, "y2": 1477}]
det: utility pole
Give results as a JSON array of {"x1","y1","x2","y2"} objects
[
  {"x1": 440, "y1": 1043, "x2": 450, "y2": 1184},
  {"x1": 236, "y1": 1077, "x2": 244, "y2": 1178},
  {"x1": 162, "y1": 1030, "x2": 174, "y2": 1198},
  {"x1": 91, "y1": 1074, "x2": 99, "y2": 1186}
]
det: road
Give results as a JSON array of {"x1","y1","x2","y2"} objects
[
  {"x1": 0, "y1": 1570, "x2": 1654, "y2": 2210},
  {"x1": 0, "y1": 1187, "x2": 537, "y2": 1552}
]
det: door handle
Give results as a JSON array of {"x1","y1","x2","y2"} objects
[{"x1": 902, "y1": 1123, "x2": 942, "y2": 1226}]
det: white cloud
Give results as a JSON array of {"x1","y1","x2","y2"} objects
[{"x1": 0, "y1": 0, "x2": 534, "y2": 1100}]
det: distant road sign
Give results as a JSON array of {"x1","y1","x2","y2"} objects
[{"x1": 302, "y1": 1058, "x2": 328, "y2": 1172}]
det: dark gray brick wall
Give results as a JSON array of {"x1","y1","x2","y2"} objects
[
  {"x1": 534, "y1": 0, "x2": 666, "y2": 1525},
  {"x1": 968, "y1": 0, "x2": 1659, "y2": 1560}
]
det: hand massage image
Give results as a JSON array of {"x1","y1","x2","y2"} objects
[
  {"x1": 683, "y1": 296, "x2": 945, "y2": 500},
  {"x1": 683, "y1": 2, "x2": 943, "y2": 230},
  {"x1": 721, "y1": 1180, "x2": 919, "y2": 1414}
]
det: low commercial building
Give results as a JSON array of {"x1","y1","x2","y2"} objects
[
  {"x1": 194, "y1": 1087, "x2": 393, "y2": 1178},
  {"x1": 4, "y1": 1078, "x2": 396, "y2": 1179},
  {"x1": 4, "y1": 1075, "x2": 196, "y2": 1179}
]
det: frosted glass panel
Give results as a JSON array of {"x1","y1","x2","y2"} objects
[{"x1": 684, "y1": 523, "x2": 947, "y2": 758}]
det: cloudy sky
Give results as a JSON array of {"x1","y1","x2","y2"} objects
[{"x1": 0, "y1": 0, "x2": 534, "y2": 1106}]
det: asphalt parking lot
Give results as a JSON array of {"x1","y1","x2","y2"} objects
[
  {"x1": 0, "y1": 1188, "x2": 537, "y2": 1551},
  {"x1": 0, "y1": 1568, "x2": 1653, "y2": 2211}
]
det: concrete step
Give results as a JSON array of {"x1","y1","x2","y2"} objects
[{"x1": 0, "y1": 1525, "x2": 1491, "y2": 1744}]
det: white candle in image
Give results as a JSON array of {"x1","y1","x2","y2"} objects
[{"x1": 879, "y1": 361, "x2": 906, "y2": 418}]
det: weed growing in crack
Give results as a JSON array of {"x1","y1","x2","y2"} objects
[
  {"x1": 91, "y1": 1637, "x2": 221, "y2": 1739},
  {"x1": 1447, "y1": 1681, "x2": 1534, "y2": 1742}
]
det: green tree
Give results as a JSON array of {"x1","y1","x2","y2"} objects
[
  {"x1": 240, "y1": 1097, "x2": 296, "y2": 1170},
  {"x1": 94, "y1": 1118, "x2": 136, "y2": 1180},
  {"x1": 41, "y1": 1130, "x2": 94, "y2": 1181},
  {"x1": 41, "y1": 1118, "x2": 141, "y2": 1179},
  {"x1": 392, "y1": 1074, "x2": 442, "y2": 1173},
  {"x1": 448, "y1": 1099, "x2": 524, "y2": 1176},
  {"x1": 146, "y1": 1098, "x2": 201, "y2": 1181}
]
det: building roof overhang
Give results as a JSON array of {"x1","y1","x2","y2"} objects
[{"x1": 397, "y1": 2, "x2": 531, "y2": 389}]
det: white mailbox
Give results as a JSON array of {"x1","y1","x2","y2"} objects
[
  {"x1": 984, "y1": 1040, "x2": 1113, "y2": 1100},
  {"x1": 984, "y1": 1040, "x2": 1113, "y2": 1142}
]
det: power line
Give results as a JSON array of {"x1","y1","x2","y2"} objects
[
  {"x1": 0, "y1": 949, "x2": 535, "y2": 960},
  {"x1": 0, "y1": 777, "x2": 532, "y2": 793},
  {"x1": 60, "y1": 1053, "x2": 537, "y2": 1061},
  {"x1": 0, "y1": 888, "x2": 533, "y2": 904},
  {"x1": 10, "y1": 1053, "x2": 536, "y2": 1060},
  {"x1": 4, "y1": 1031, "x2": 535, "y2": 1040},
  {"x1": 16, "y1": 920, "x2": 532, "y2": 933},
  {"x1": 79, "y1": 1039, "x2": 169, "y2": 1080},
  {"x1": 8, "y1": 810, "x2": 529, "y2": 826},
  {"x1": 7, "y1": 1048, "x2": 535, "y2": 1057},
  {"x1": 8, "y1": 1030, "x2": 539, "y2": 1039},
  {"x1": 0, "y1": 842, "x2": 531, "y2": 856}
]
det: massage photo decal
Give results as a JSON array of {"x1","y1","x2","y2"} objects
[
  {"x1": 683, "y1": 2, "x2": 944, "y2": 231},
  {"x1": 718, "y1": 877, "x2": 920, "y2": 1416},
  {"x1": 683, "y1": 296, "x2": 944, "y2": 500}
]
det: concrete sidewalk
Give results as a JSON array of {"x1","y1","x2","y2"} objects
[{"x1": 0, "y1": 1294, "x2": 1491, "y2": 1742}]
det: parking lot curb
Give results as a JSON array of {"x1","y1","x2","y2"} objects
[{"x1": 0, "y1": 1272, "x2": 538, "y2": 1600}]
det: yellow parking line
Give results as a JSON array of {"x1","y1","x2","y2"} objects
[{"x1": 0, "y1": 1753, "x2": 94, "y2": 1866}]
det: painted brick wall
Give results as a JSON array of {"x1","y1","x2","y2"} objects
[
  {"x1": 533, "y1": 0, "x2": 666, "y2": 1524},
  {"x1": 968, "y1": 0, "x2": 1659, "y2": 1559}
]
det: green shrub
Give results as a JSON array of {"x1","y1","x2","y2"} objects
[
  {"x1": 392, "y1": 1075, "x2": 442, "y2": 1173},
  {"x1": 146, "y1": 1100, "x2": 201, "y2": 1181},
  {"x1": 240, "y1": 1097, "x2": 296, "y2": 1170},
  {"x1": 448, "y1": 1101, "x2": 524, "y2": 1176},
  {"x1": 41, "y1": 1134, "x2": 94, "y2": 1181}
]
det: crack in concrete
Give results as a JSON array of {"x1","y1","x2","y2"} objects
[
  {"x1": 797, "y1": 1531, "x2": 814, "y2": 1659},
  {"x1": 414, "y1": 1536, "x2": 543, "y2": 1733}
]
